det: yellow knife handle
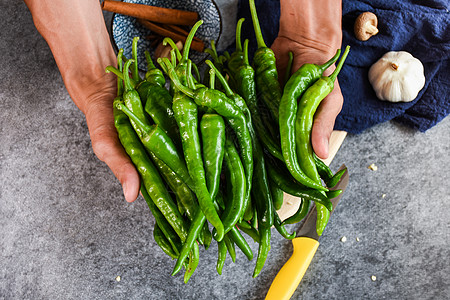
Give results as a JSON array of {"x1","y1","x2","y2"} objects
[{"x1": 265, "y1": 237, "x2": 319, "y2": 300}]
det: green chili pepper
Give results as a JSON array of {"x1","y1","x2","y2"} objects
[
  {"x1": 200, "y1": 114, "x2": 226, "y2": 201},
  {"x1": 228, "y1": 227, "x2": 253, "y2": 261},
  {"x1": 232, "y1": 39, "x2": 281, "y2": 159},
  {"x1": 270, "y1": 182, "x2": 285, "y2": 211},
  {"x1": 148, "y1": 152, "x2": 196, "y2": 221},
  {"x1": 281, "y1": 198, "x2": 310, "y2": 226},
  {"x1": 171, "y1": 209, "x2": 206, "y2": 276},
  {"x1": 216, "y1": 239, "x2": 227, "y2": 275},
  {"x1": 153, "y1": 223, "x2": 180, "y2": 260},
  {"x1": 226, "y1": 18, "x2": 245, "y2": 78},
  {"x1": 224, "y1": 235, "x2": 236, "y2": 263},
  {"x1": 172, "y1": 112, "x2": 228, "y2": 276},
  {"x1": 282, "y1": 51, "x2": 294, "y2": 89},
  {"x1": 296, "y1": 47, "x2": 349, "y2": 183},
  {"x1": 237, "y1": 221, "x2": 260, "y2": 244},
  {"x1": 183, "y1": 241, "x2": 199, "y2": 283},
  {"x1": 220, "y1": 136, "x2": 247, "y2": 235},
  {"x1": 207, "y1": 59, "x2": 274, "y2": 229},
  {"x1": 114, "y1": 100, "x2": 188, "y2": 241},
  {"x1": 314, "y1": 153, "x2": 333, "y2": 182},
  {"x1": 172, "y1": 96, "x2": 224, "y2": 240},
  {"x1": 266, "y1": 161, "x2": 333, "y2": 211},
  {"x1": 279, "y1": 50, "x2": 341, "y2": 190},
  {"x1": 248, "y1": 0, "x2": 282, "y2": 123},
  {"x1": 296, "y1": 46, "x2": 350, "y2": 236},
  {"x1": 144, "y1": 50, "x2": 166, "y2": 87},
  {"x1": 253, "y1": 225, "x2": 271, "y2": 278},
  {"x1": 122, "y1": 59, "x2": 151, "y2": 140},
  {"x1": 205, "y1": 61, "x2": 258, "y2": 223},
  {"x1": 325, "y1": 167, "x2": 347, "y2": 189},
  {"x1": 160, "y1": 58, "x2": 254, "y2": 219},
  {"x1": 115, "y1": 100, "x2": 194, "y2": 191},
  {"x1": 141, "y1": 184, "x2": 183, "y2": 256},
  {"x1": 131, "y1": 36, "x2": 141, "y2": 82},
  {"x1": 273, "y1": 208, "x2": 296, "y2": 239}
]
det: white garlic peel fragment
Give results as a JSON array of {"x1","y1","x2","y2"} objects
[{"x1": 368, "y1": 51, "x2": 425, "y2": 102}]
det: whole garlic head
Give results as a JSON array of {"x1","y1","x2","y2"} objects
[{"x1": 368, "y1": 51, "x2": 425, "y2": 102}]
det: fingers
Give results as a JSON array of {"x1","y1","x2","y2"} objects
[
  {"x1": 311, "y1": 81, "x2": 343, "y2": 159},
  {"x1": 85, "y1": 100, "x2": 140, "y2": 203}
]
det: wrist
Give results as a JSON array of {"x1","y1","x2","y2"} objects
[
  {"x1": 25, "y1": 0, "x2": 117, "y2": 114},
  {"x1": 278, "y1": 0, "x2": 342, "y2": 57}
]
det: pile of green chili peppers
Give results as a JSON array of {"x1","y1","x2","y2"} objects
[{"x1": 106, "y1": 0, "x2": 350, "y2": 283}]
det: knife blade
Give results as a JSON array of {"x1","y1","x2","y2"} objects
[{"x1": 265, "y1": 165, "x2": 349, "y2": 300}]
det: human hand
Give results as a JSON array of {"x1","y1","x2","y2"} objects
[
  {"x1": 25, "y1": 0, "x2": 140, "y2": 202},
  {"x1": 80, "y1": 74, "x2": 141, "y2": 203},
  {"x1": 272, "y1": 0, "x2": 343, "y2": 160},
  {"x1": 272, "y1": 37, "x2": 343, "y2": 159}
]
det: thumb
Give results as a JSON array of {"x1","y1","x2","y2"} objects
[
  {"x1": 85, "y1": 100, "x2": 140, "y2": 203},
  {"x1": 311, "y1": 81, "x2": 343, "y2": 160}
]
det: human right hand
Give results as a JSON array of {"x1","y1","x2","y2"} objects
[{"x1": 25, "y1": 0, "x2": 140, "y2": 202}]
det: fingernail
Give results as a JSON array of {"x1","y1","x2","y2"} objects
[
  {"x1": 322, "y1": 137, "x2": 329, "y2": 157},
  {"x1": 122, "y1": 182, "x2": 129, "y2": 201}
]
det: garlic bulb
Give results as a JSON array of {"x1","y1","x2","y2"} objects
[{"x1": 368, "y1": 51, "x2": 425, "y2": 102}]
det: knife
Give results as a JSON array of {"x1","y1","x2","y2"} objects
[{"x1": 265, "y1": 165, "x2": 349, "y2": 300}]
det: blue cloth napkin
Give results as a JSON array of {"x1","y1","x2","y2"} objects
[{"x1": 232, "y1": 0, "x2": 450, "y2": 134}]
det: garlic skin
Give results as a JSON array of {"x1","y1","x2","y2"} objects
[{"x1": 368, "y1": 51, "x2": 425, "y2": 102}]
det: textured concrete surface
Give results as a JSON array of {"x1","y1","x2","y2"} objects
[{"x1": 1, "y1": 1, "x2": 449, "y2": 299}]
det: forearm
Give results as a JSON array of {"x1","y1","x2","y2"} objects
[
  {"x1": 24, "y1": 0, "x2": 117, "y2": 114},
  {"x1": 279, "y1": 0, "x2": 342, "y2": 59}
]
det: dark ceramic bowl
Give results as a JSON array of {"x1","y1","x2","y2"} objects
[{"x1": 110, "y1": 0, "x2": 222, "y2": 71}]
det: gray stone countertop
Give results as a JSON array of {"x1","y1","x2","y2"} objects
[{"x1": 1, "y1": 1, "x2": 449, "y2": 299}]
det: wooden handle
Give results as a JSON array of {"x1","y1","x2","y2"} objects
[{"x1": 102, "y1": 0, "x2": 198, "y2": 26}]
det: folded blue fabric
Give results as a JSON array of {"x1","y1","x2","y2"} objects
[{"x1": 233, "y1": 0, "x2": 450, "y2": 134}]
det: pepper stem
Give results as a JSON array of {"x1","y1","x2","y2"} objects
[
  {"x1": 181, "y1": 20, "x2": 203, "y2": 63},
  {"x1": 187, "y1": 59, "x2": 195, "y2": 89},
  {"x1": 209, "y1": 68, "x2": 215, "y2": 89},
  {"x1": 163, "y1": 37, "x2": 182, "y2": 62},
  {"x1": 131, "y1": 37, "x2": 140, "y2": 82},
  {"x1": 191, "y1": 62, "x2": 201, "y2": 83},
  {"x1": 205, "y1": 60, "x2": 233, "y2": 97},
  {"x1": 115, "y1": 99, "x2": 152, "y2": 133},
  {"x1": 284, "y1": 51, "x2": 294, "y2": 86},
  {"x1": 123, "y1": 59, "x2": 135, "y2": 92},
  {"x1": 249, "y1": 0, "x2": 267, "y2": 49},
  {"x1": 328, "y1": 46, "x2": 350, "y2": 82},
  {"x1": 105, "y1": 65, "x2": 138, "y2": 88},
  {"x1": 144, "y1": 50, "x2": 156, "y2": 70},
  {"x1": 243, "y1": 39, "x2": 250, "y2": 66},
  {"x1": 158, "y1": 57, "x2": 195, "y2": 98},
  {"x1": 235, "y1": 18, "x2": 245, "y2": 52},
  {"x1": 318, "y1": 49, "x2": 341, "y2": 73},
  {"x1": 204, "y1": 40, "x2": 220, "y2": 63}
]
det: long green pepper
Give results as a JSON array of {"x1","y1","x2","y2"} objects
[
  {"x1": 115, "y1": 100, "x2": 194, "y2": 190},
  {"x1": 172, "y1": 96, "x2": 225, "y2": 240},
  {"x1": 296, "y1": 46, "x2": 350, "y2": 235},
  {"x1": 160, "y1": 58, "x2": 254, "y2": 221},
  {"x1": 279, "y1": 50, "x2": 341, "y2": 190},
  {"x1": 248, "y1": 0, "x2": 282, "y2": 123}
]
